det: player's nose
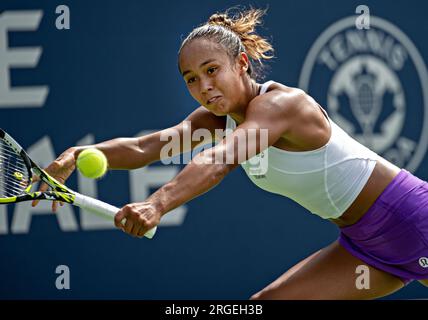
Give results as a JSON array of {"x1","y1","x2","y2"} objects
[{"x1": 200, "y1": 78, "x2": 214, "y2": 95}]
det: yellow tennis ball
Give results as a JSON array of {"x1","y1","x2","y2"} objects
[{"x1": 76, "y1": 148, "x2": 108, "y2": 179}]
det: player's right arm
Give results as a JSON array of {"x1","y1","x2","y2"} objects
[
  {"x1": 67, "y1": 106, "x2": 226, "y2": 169},
  {"x1": 32, "y1": 106, "x2": 226, "y2": 209}
]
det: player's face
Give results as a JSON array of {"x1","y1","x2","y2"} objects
[{"x1": 179, "y1": 38, "x2": 247, "y2": 116}]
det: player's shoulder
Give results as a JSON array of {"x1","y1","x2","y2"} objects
[{"x1": 248, "y1": 82, "x2": 308, "y2": 117}]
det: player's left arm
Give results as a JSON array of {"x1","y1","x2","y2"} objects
[{"x1": 115, "y1": 90, "x2": 303, "y2": 237}]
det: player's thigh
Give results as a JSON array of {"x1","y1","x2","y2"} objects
[{"x1": 250, "y1": 240, "x2": 404, "y2": 300}]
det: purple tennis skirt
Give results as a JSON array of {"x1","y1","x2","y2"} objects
[{"x1": 339, "y1": 169, "x2": 428, "y2": 285}]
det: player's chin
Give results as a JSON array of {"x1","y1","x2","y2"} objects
[
  {"x1": 211, "y1": 110, "x2": 227, "y2": 116},
  {"x1": 209, "y1": 104, "x2": 229, "y2": 116}
]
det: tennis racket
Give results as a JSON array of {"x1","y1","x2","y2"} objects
[{"x1": 0, "y1": 128, "x2": 157, "y2": 239}]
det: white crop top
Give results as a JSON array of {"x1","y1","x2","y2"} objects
[{"x1": 225, "y1": 81, "x2": 380, "y2": 219}]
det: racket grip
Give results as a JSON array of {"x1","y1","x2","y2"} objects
[{"x1": 73, "y1": 193, "x2": 157, "y2": 239}]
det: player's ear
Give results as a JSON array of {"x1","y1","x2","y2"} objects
[{"x1": 237, "y1": 52, "x2": 250, "y2": 74}]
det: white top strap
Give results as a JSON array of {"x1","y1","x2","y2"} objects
[{"x1": 259, "y1": 80, "x2": 275, "y2": 95}]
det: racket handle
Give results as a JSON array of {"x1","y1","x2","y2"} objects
[{"x1": 73, "y1": 193, "x2": 157, "y2": 239}]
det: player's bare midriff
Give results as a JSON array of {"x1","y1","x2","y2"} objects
[{"x1": 329, "y1": 159, "x2": 400, "y2": 227}]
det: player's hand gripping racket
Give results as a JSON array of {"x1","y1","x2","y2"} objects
[{"x1": 0, "y1": 128, "x2": 157, "y2": 239}]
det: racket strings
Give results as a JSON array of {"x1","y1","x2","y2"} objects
[{"x1": 0, "y1": 141, "x2": 30, "y2": 198}]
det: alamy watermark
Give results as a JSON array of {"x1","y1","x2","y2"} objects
[
  {"x1": 355, "y1": 5, "x2": 370, "y2": 30},
  {"x1": 55, "y1": 5, "x2": 70, "y2": 30},
  {"x1": 355, "y1": 265, "x2": 370, "y2": 290},
  {"x1": 55, "y1": 264, "x2": 70, "y2": 290}
]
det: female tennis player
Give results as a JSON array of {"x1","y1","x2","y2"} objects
[{"x1": 33, "y1": 8, "x2": 428, "y2": 299}]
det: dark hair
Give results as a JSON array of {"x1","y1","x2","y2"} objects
[{"x1": 179, "y1": 7, "x2": 274, "y2": 80}]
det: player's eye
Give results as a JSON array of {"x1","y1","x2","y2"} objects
[
  {"x1": 207, "y1": 67, "x2": 217, "y2": 74},
  {"x1": 186, "y1": 77, "x2": 196, "y2": 84}
]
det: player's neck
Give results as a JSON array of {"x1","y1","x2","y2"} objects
[{"x1": 229, "y1": 79, "x2": 260, "y2": 124}]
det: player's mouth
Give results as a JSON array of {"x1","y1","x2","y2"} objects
[{"x1": 206, "y1": 96, "x2": 222, "y2": 105}]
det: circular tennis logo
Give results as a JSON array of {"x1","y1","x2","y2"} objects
[{"x1": 299, "y1": 16, "x2": 428, "y2": 172}]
